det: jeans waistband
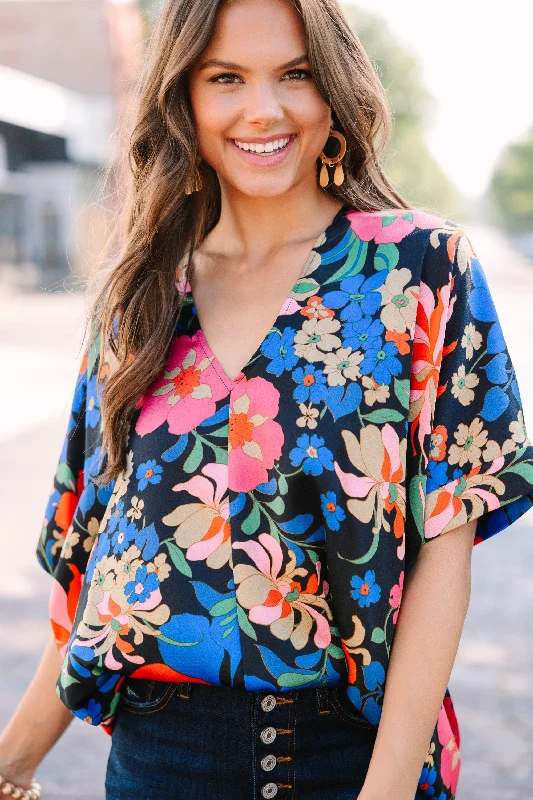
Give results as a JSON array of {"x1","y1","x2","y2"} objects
[{"x1": 124, "y1": 678, "x2": 338, "y2": 716}]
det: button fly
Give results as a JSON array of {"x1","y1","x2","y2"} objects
[
  {"x1": 260, "y1": 754, "x2": 277, "y2": 771},
  {"x1": 261, "y1": 782, "x2": 278, "y2": 798},
  {"x1": 260, "y1": 726, "x2": 277, "y2": 744},
  {"x1": 261, "y1": 694, "x2": 277, "y2": 712}
]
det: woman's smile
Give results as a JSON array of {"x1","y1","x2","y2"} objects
[{"x1": 227, "y1": 132, "x2": 298, "y2": 166}]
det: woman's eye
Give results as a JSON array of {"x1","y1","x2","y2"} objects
[
  {"x1": 209, "y1": 73, "x2": 241, "y2": 85},
  {"x1": 282, "y1": 69, "x2": 313, "y2": 81},
  {"x1": 208, "y1": 69, "x2": 312, "y2": 85}
]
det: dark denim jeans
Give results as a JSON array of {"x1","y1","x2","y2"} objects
[{"x1": 105, "y1": 679, "x2": 382, "y2": 799}]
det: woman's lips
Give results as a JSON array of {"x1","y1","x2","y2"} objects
[{"x1": 228, "y1": 133, "x2": 297, "y2": 166}]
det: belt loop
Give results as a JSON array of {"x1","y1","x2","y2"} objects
[
  {"x1": 315, "y1": 686, "x2": 332, "y2": 715},
  {"x1": 178, "y1": 682, "x2": 192, "y2": 701}
]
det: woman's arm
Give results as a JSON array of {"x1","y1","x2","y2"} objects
[
  {"x1": 359, "y1": 518, "x2": 478, "y2": 800},
  {"x1": 0, "y1": 630, "x2": 74, "y2": 790}
]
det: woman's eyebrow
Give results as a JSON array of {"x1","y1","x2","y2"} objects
[{"x1": 197, "y1": 54, "x2": 309, "y2": 72}]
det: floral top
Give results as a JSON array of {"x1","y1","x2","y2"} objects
[{"x1": 37, "y1": 204, "x2": 533, "y2": 800}]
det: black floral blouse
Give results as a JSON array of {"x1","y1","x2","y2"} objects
[{"x1": 36, "y1": 205, "x2": 533, "y2": 799}]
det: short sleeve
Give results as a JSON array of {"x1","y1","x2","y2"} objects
[
  {"x1": 407, "y1": 225, "x2": 533, "y2": 554},
  {"x1": 36, "y1": 333, "x2": 115, "y2": 581}
]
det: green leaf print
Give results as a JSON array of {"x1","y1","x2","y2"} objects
[
  {"x1": 409, "y1": 475, "x2": 426, "y2": 541},
  {"x1": 394, "y1": 378, "x2": 411, "y2": 410},
  {"x1": 210, "y1": 597, "x2": 237, "y2": 617},
  {"x1": 166, "y1": 541, "x2": 192, "y2": 578},
  {"x1": 361, "y1": 409, "x2": 404, "y2": 423},
  {"x1": 277, "y1": 671, "x2": 320, "y2": 688},
  {"x1": 327, "y1": 644, "x2": 345, "y2": 660},
  {"x1": 183, "y1": 437, "x2": 203, "y2": 473},
  {"x1": 326, "y1": 234, "x2": 368, "y2": 284},
  {"x1": 371, "y1": 627, "x2": 386, "y2": 644},
  {"x1": 504, "y1": 462, "x2": 533, "y2": 483},
  {"x1": 237, "y1": 605, "x2": 257, "y2": 640},
  {"x1": 241, "y1": 501, "x2": 261, "y2": 535},
  {"x1": 264, "y1": 496, "x2": 285, "y2": 515},
  {"x1": 374, "y1": 242, "x2": 400, "y2": 272},
  {"x1": 56, "y1": 462, "x2": 76, "y2": 490},
  {"x1": 278, "y1": 474, "x2": 288, "y2": 495}
]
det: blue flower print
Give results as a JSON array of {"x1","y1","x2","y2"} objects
[
  {"x1": 111, "y1": 517, "x2": 138, "y2": 555},
  {"x1": 292, "y1": 364, "x2": 328, "y2": 404},
  {"x1": 426, "y1": 460, "x2": 449, "y2": 493},
  {"x1": 73, "y1": 698, "x2": 103, "y2": 726},
  {"x1": 124, "y1": 564, "x2": 160, "y2": 604},
  {"x1": 289, "y1": 434, "x2": 334, "y2": 475},
  {"x1": 343, "y1": 315, "x2": 384, "y2": 352},
  {"x1": 85, "y1": 531, "x2": 110, "y2": 584},
  {"x1": 107, "y1": 499, "x2": 125, "y2": 534},
  {"x1": 418, "y1": 766, "x2": 438, "y2": 796},
  {"x1": 360, "y1": 341, "x2": 402, "y2": 385},
  {"x1": 261, "y1": 328, "x2": 299, "y2": 376},
  {"x1": 85, "y1": 375, "x2": 101, "y2": 429},
  {"x1": 136, "y1": 459, "x2": 163, "y2": 491},
  {"x1": 351, "y1": 570, "x2": 381, "y2": 608},
  {"x1": 321, "y1": 272, "x2": 386, "y2": 323},
  {"x1": 321, "y1": 491, "x2": 346, "y2": 530}
]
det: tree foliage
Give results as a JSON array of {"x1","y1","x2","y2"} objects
[
  {"x1": 488, "y1": 127, "x2": 533, "y2": 234},
  {"x1": 343, "y1": 4, "x2": 460, "y2": 216}
]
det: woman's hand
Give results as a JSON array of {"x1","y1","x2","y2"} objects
[{"x1": 0, "y1": 630, "x2": 75, "y2": 788}]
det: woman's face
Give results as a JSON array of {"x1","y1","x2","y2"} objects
[{"x1": 187, "y1": 0, "x2": 333, "y2": 199}]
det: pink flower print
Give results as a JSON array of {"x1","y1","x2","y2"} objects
[
  {"x1": 135, "y1": 332, "x2": 230, "y2": 437},
  {"x1": 164, "y1": 462, "x2": 232, "y2": 569},
  {"x1": 347, "y1": 209, "x2": 445, "y2": 244},
  {"x1": 389, "y1": 571, "x2": 404, "y2": 625},
  {"x1": 437, "y1": 702, "x2": 461, "y2": 794},
  {"x1": 233, "y1": 533, "x2": 332, "y2": 650},
  {"x1": 228, "y1": 376, "x2": 284, "y2": 492}
]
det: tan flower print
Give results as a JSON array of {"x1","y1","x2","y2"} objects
[
  {"x1": 362, "y1": 376, "x2": 390, "y2": 406},
  {"x1": 115, "y1": 545, "x2": 143, "y2": 588},
  {"x1": 301, "y1": 295, "x2": 335, "y2": 322},
  {"x1": 293, "y1": 317, "x2": 342, "y2": 362},
  {"x1": 448, "y1": 418, "x2": 488, "y2": 468},
  {"x1": 379, "y1": 268, "x2": 419, "y2": 333},
  {"x1": 509, "y1": 410, "x2": 528, "y2": 444},
  {"x1": 451, "y1": 365, "x2": 479, "y2": 406},
  {"x1": 83, "y1": 517, "x2": 101, "y2": 553},
  {"x1": 147, "y1": 553, "x2": 172, "y2": 582},
  {"x1": 127, "y1": 496, "x2": 145, "y2": 521},
  {"x1": 482, "y1": 438, "x2": 517, "y2": 462},
  {"x1": 61, "y1": 526, "x2": 80, "y2": 560},
  {"x1": 296, "y1": 402, "x2": 320, "y2": 429},
  {"x1": 430, "y1": 425, "x2": 448, "y2": 462},
  {"x1": 323, "y1": 346, "x2": 364, "y2": 386},
  {"x1": 461, "y1": 323, "x2": 482, "y2": 360}
]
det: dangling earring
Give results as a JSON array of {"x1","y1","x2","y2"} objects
[
  {"x1": 319, "y1": 126, "x2": 347, "y2": 188},
  {"x1": 185, "y1": 161, "x2": 203, "y2": 195}
]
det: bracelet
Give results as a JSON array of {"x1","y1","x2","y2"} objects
[{"x1": 0, "y1": 774, "x2": 41, "y2": 799}]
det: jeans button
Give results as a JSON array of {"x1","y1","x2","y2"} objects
[
  {"x1": 261, "y1": 782, "x2": 278, "y2": 798},
  {"x1": 261, "y1": 694, "x2": 277, "y2": 712},
  {"x1": 261, "y1": 754, "x2": 277, "y2": 771},
  {"x1": 260, "y1": 726, "x2": 277, "y2": 744}
]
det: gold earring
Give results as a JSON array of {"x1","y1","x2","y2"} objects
[
  {"x1": 319, "y1": 127, "x2": 347, "y2": 188},
  {"x1": 185, "y1": 162, "x2": 203, "y2": 195}
]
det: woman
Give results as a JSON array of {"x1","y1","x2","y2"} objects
[{"x1": 2, "y1": 0, "x2": 533, "y2": 798}]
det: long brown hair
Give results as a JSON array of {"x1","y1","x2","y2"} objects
[{"x1": 87, "y1": 0, "x2": 412, "y2": 487}]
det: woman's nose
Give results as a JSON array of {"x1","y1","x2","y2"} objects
[{"x1": 241, "y1": 81, "x2": 285, "y2": 128}]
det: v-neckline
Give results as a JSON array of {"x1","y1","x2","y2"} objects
[{"x1": 177, "y1": 203, "x2": 351, "y2": 389}]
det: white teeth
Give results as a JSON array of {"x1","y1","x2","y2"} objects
[{"x1": 233, "y1": 136, "x2": 291, "y2": 154}]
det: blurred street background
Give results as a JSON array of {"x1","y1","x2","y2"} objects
[{"x1": 1, "y1": 1, "x2": 533, "y2": 798}]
